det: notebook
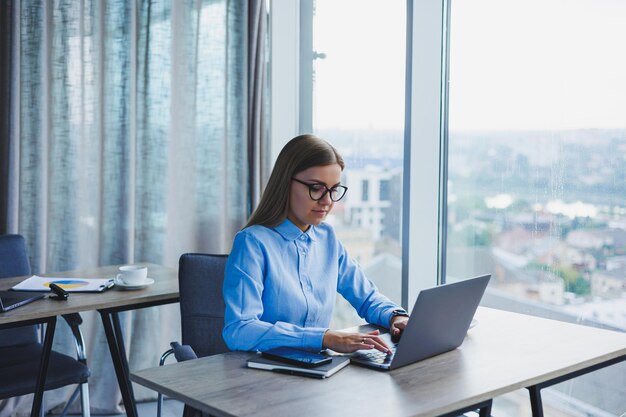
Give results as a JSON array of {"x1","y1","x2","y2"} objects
[
  {"x1": 350, "y1": 274, "x2": 491, "y2": 371},
  {"x1": 247, "y1": 354, "x2": 350, "y2": 379},
  {"x1": 0, "y1": 290, "x2": 45, "y2": 313}
]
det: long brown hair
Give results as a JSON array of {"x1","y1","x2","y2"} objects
[{"x1": 246, "y1": 134, "x2": 345, "y2": 228}]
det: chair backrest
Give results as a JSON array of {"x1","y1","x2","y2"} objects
[
  {"x1": 178, "y1": 253, "x2": 229, "y2": 357},
  {"x1": 0, "y1": 234, "x2": 32, "y2": 279},
  {"x1": 0, "y1": 234, "x2": 38, "y2": 347}
]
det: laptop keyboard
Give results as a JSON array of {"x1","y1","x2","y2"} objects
[{"x1": 354, "y1": 342, "x2": 398, "y2": 364}]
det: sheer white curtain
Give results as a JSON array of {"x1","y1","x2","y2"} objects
[{"x1": 1, "y1": 0, "x2": 267, "y2": 414}]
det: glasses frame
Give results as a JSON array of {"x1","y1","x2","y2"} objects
[{"x1": 291, "y1": 178, "x2": 348, "y2": 202}]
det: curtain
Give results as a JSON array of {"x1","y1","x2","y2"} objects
[
  {"x1": 0, "y1": 3, "x2": 13, "y2": 236},
  {"x1": 0, "y1": 0, "x2": 268, "y2": 414}
]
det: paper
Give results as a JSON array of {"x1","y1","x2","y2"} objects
[{"x1": 12, "y1": 275, "x2": 115, "y2": 293}]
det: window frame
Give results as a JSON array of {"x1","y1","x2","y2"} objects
[
  {"x1": 268, "y1": 0, "x2": 301, "y2": 161},
  {"x1": 403, "y1": 0, "x2": 450, "y2": 308}
]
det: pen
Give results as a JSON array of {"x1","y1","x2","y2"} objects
[{"x1": 99, "y1": 280, "x2": 115, "y2": 290}]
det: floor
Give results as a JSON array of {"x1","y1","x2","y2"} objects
[{"x1": 130, "y1": 399, "x2": 184, "y2": 417}]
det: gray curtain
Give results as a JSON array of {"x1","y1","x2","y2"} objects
[
  {"x1": 0, "y1": 2, "x2": 14, "y2": 236},
  {"x1": 247, "y1": 0, "x2": 270, "y2": 210},
  {"x1": 0, "y1": 0, "x2": 268, "y2": 414}
]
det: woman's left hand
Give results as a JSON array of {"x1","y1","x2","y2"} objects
[{"x1": 390, "y1": 315, "x2": 408, "y2": 338}]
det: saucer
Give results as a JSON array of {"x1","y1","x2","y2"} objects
[{"x1": 114, "y1": 277, "x2": 154, "y2": 290}]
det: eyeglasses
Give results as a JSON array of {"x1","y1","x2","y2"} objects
[{"x1": 291, "y1": 178, "x2": 348, "y2": 202}]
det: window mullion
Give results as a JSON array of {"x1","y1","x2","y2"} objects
[{"x1": 403, "y1": 0, "x2": 448, "y2": 309}]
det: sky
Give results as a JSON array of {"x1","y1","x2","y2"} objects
[
  {"x1": 313, "y1": 0, "x2": 626, "y2": 132},
  {"x1": 313, "y1": 0, "x2": 406, "y2": 130}
]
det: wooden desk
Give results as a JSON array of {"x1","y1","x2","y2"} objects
[
  {"x1": 0, "y1": 264, "x2": 179, "y2": 417},
  {"x1": 130, "y1": 307, "x2": 626, "y2": 417}
]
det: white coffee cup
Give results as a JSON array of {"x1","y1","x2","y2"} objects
[{"x1": 117, "y1": 265, "x2": 148, "y2": 285}]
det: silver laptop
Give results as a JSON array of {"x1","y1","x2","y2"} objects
[
  {"x1": 0, "y1": 291, "x2": 45, "y2": 313},
  {"x1": 350, "y1": 274, "x2": 491, "y2": 370}
]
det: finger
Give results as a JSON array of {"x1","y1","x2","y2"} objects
[
  {"x1": 355, "y1": 337, "x2": 374, "y2": 350},
  {"x1": 371, "y1": 340, "x2": 391, "y2": 353},
  {"x1": 356, "y1": 334, "x2": 382, "y2": 348},
  {"x1": 366, "y1": 329, "x2": 380, "y2": 335},
  {"x1": 363, "y1": 336, "x2": 391, "y2": 353}
]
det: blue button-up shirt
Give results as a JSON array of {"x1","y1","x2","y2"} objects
[{"x1": 223, "y1": 219, "x2": 400, "y2": 351}]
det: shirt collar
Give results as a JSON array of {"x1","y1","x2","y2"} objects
[{"x1": 274, "y1": 218, "x2": 318, "y2": 242}]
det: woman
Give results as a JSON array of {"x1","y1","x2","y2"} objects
[{"x1": 223, "y1": 134, "x2": 408, "y2": 353}]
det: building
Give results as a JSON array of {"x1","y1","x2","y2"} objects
[{"x1": 342, "y1": 165, "x2": 402, "y2": 241}]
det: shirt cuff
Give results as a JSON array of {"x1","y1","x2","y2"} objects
[
  {"x1": 381, "y1": 308, "x2": 398, "y2": 328},
  {"x1": 301, "y1": 327, "x2": 326, "y2": 351}
]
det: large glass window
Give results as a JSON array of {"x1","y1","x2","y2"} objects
[
  {"x1": 275, "y1": 0, "x2": 626, "y2": 413},
  {"x1": 447, "y1": 0, "x2": 626, "y2": 414},
  {"x1": 309, "y1": 0, "x2": 406, "y2": 328}
]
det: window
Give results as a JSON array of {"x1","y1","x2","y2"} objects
[
  {"x1": 361, "y1": 180, "x2": 369, "y2": 202},
  {"x1": 306, "y1": 0, "x2": 406, "y2": 327},
  {"x1": 379, "y1": 179, "x2": 390, "y2": 201},
  {"x1": 271, "y1": 0, "x2": 626, "y2": 413},
  {"x1": 447, "y1": 0, "x2": 626, "y2": 414}
]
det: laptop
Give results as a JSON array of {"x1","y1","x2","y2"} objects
[
  {"x1": 0, "y1": 290, "x2": 45, "y2": 313},
  {"x1": 350, "y1": 274, "x2": 491, "y2": 370}
]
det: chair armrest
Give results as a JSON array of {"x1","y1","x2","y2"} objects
[
  {"x1": 158, "y1": 343, "x2": 197, "y2": 368},
  {"x1": 157, "y1": 344, "x2": 198, "y2": 417},
  {"x1": 62, "y1": 313, "x2": 83, "y2": 327},
  {"x1": 170, "y1": 341, "x2": 198, "y2": 362},
  {"x1": 61, "y1": 313, "x2": 87, "y2": 363},
  {"x1": 160, "y1": 348, "x2": 175, "y2": 366}
]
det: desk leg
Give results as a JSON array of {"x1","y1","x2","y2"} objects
[
  {"x1": 99, "y1": 311, "x2": 138, "y2": 417},
  {"x1": 31, "y1": 316, "x2": 56, "y2": 417},
  {"x1": 478, "y1": 400, "x2": 492, "y2": 417},
  {"x1": 527, "y1": 386, "x2": 544, "y2": 417},
  {"x1": 525, "y1": 354, "x2": 626, "y2": 417}
]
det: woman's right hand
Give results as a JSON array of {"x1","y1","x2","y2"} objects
[{"x1": 322, "y1": 329, "x2": 391, "y2": 353}]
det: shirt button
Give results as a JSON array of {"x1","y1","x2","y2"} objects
[{"x1": 300, "y1": 235, "x2": 306, "y2": 240}]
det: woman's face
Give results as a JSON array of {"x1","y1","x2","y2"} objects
[{"x1": 288, "y1": 164, "x2": 343, "y2": 232}]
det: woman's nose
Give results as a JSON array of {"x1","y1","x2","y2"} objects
[{"x1": 319, "y1": 191, "x2": 333, "y2": 205}]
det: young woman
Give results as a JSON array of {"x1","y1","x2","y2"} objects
[{"x1": 223, "y1": 134, "x2": 408, "y2": 353}]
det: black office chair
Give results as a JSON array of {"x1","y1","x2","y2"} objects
[
  {"x1": 156, "y1": 253, "x2": 229, "y2": 417},
  {"x1": 0, "y1": 234, "x2": 91, "y2": 417}
]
